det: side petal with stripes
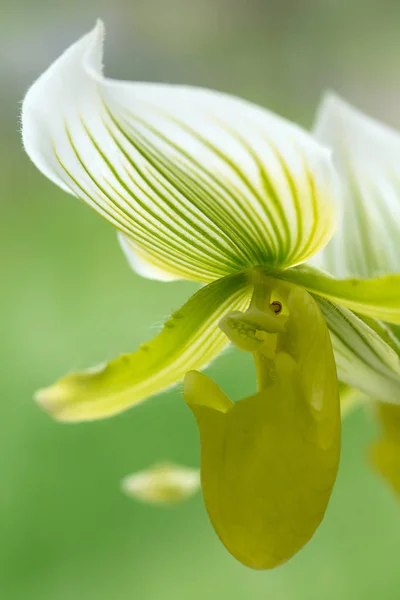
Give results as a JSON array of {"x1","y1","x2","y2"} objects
[
  {"x1": 35, "y1": 272, "x2": 251, "y2": 422},
  {"x1": 316, "y1": 298, "x2": 400, "y2": 404}
]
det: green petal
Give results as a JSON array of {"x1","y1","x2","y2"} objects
[
  {"x1": 316, "y1": 298, "x2": 400, "y2": 404},
  {"x1": 184, "y1": 283, "x2": 340, "y2": 569},
  {"x1": 312, "y1": 93, "x2": 400, "y2": 278},
  {"x1": 35, "y1": 272, "x2": 251, "y2": 422},
  {"x1": 121, "y1": 462, "x2": 200, "y2": 505},
  {"x1": 370, "y1": 402, "x2": 400, "y2": 497},
  {"x1": 22, "y1": 22, "x2": 338, "y2": 282},
  {"x1": 278, "y1": 265, "x2": 400, "y2": 324}
]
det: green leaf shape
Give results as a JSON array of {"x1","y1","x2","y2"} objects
[
  {"x1": 22, "y1": 21, "x2": 338, "y2": 283},
  {"x1": 35, "y1": 272, "x2": 251, "y2": 422},
  {"x1": 316, "y1": 297, "x2": 400, "y2": 404},
  {"x1": 312, "y1": 93, "x2": 400, "y2": 278},
  {"x1": 278, "y1": 264, "x2": 400, "y2": 324}
]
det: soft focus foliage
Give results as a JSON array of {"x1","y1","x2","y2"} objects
[
  {"x1": 121, "y1": 462, "x2": 200, "y2": 504},
  {"x1": 3, "y1": 0, "x2": 400, "y2": 598}
]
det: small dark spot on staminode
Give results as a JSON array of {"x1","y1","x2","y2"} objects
[{"x1": 270, "y1": 301, "x2": 282, "y2": 314}]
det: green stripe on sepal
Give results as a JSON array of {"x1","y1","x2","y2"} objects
[
  {"x1": 22, "y1": 21, "x2": 338, "y2": 284},
  {"x1": 278, "y1": 265, "x2": 400, "y2": 324},
  {"x1": 35, "y1": 271, "x2": 252, "y2": 422},
  {"x1": 316, "y1": 297, "x2": 400, "y2": 404}
]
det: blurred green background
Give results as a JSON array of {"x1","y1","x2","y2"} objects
[{"x1": 2, "y1": 1, "x2": 400, "y2": 598}]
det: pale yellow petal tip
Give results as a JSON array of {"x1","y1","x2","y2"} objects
[
  {"x1": 34, "y1": 383, "x2": 87, "y2": 423},
  {"x1": 34, "y1": 384, "x2": 86, "y2": 423},
  {"x1": 34, "y1": 361, "x2": 115, "y2": 423},
  {"x1": 121, "y1": 463, "x2": 200, "y2": 505},
  {"x1": 34, "y1": 380, "x2": 77, "y2": 422},
  {"x1": 34, "y1": 385, "x2": 66, "y2": 421}
]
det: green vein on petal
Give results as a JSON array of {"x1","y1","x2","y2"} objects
[
  {"x1": 22, "y1": 21, "x2": 338, "y2": 284},
  {"x1": 316, "y1": 297, "x2": 400, "y2": 404},
  {"x1": 35, "y1": 271, "x2": 252, "y2": 422}
]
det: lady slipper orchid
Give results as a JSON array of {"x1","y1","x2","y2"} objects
[{"x1": 22, "y1": 21, "x2": 400, "y2": 570}]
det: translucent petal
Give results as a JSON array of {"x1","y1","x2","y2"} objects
[
  {"x1": 184, "y1": 284, "x2": 340, "y2": 569},
  {"x1": 35, "y1": 271, "x2": 251, "y2": 422},
  {"x1": 279, "y1": 265, "x2": 400, "y2": 324},
  {"x1": 121, "y1": 462, "x2": 200, "y2": 504},
  {"x1": 312, "y1": 93, "x2": 400, "y2": 278},
  {"x1": 118, "y1": 232, "x2": 180, "y2": 281},
  {"x1": 22, "y1": 21, "x2": 338, "y2": 282},
  {"x1": 317, "y1": 298, "x2": 400, "y2": 404}
]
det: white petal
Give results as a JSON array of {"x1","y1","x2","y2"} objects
[
  {"x1": 317, "y1": 298, "x2": 400, "y2": 404},
  {"x1": 22, "y1": 21, "x2": 338, "y2": 283},
  {"x1": 312, "y1": 93, "x2": 400, "y2": 278},
  {"x1": 118, "y1": 232, "x2": 180, "y2": 281},
  {"x1": 121, "y1": 462, "x2": 200, "y2": 504}
]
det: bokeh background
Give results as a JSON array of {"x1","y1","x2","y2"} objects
[{"x1": 2, "y1": 1, "x2": 400, "y2": 598}]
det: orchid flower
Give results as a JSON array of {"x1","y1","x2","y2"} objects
[{"x1": 22, "y1": 21, "x2": 400, "y2": 570}]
